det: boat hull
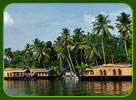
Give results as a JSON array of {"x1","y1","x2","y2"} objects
[{"x1": 79, "y1": 76, "x2": 132, "y2": 81}]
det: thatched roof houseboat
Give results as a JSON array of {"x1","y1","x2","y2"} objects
[
  {"x1": 29, "y1": 69, "x2": 57, "y2": 79},
  {"x1": 4, "y1": 68, "x2": 58, "y2": 80},
  {"x1": 4, "y1": 68, "x2": 30, "y2": 80},
  {"x1": 81, "y1": 64, "x2": 132, "y2": 81}
]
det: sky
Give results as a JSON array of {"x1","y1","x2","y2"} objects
[{"x1": 4, "y1": 4, "x2": 132, "y2": 51}]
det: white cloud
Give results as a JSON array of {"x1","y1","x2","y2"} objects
[
  {"x1": 4, "y1": 11, "x2": 13, "y2": 26},
  {"x1": 84, "y1": 14, "x2": 95, "y2": 24}
]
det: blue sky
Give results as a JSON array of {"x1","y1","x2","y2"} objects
[{"x1": 4, "y1": 4, "x2": 132, "y2": 51}]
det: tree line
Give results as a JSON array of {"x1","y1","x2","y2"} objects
[{"x1": 4, "y1": 12, "x2": 132, "y2": 74}]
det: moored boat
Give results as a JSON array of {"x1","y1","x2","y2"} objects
[{"x1": 79, "y1": 64, "x2": 132, "y2": 81}]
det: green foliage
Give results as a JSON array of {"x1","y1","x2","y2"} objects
[
  {"x1": 4, "y1": 12, "x2": 132, "y2": 74},
  {"x1": 116, "y1": 12, "x2": 132, "y2": 59},
  {"x1": 76, "y1": 62, "x2": 88, "y2": 73},
  {"x1": 32, "y1": 61, "x2": 40, "y2": 68},
  {"x1": 49, "y1": 66, "x2": 60, "y2": 73}
]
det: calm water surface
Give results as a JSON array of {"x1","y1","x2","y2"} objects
[{"x1": 4, "y1": 79, "x2": 132, "y2": 96}]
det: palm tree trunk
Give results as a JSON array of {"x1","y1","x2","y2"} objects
[
  {"x1": 101, "y1": 39, "x2": 106, "y2": 64},
  {"x1": 81, "y1": 50, "x2": 82, "y2": 63},
  {"x1": 67, "y1": 48, "x2": 76, "y2": 74},
  {"x1": 87, "y1": 58, "x2": 89, "y2": 65},
  {"x1": 66, "y1": 57, "x2": 73, "y2": 74},
  {"x1": 42, "y1": 59, "x2": 46, "y2": 69},
  {"x1": 75, "y1": 52, "x2": 79, "y2": 66},
  {"x1": 22, "y1": 57, "x2": 24, "y2": 68},
  {"x1": 60, "y1": 57, "x2": 62, "y2": 68},
  {"x1": 124, "y1": 40, "x2": 128, "y2": 57},
  {"x1": 96, "y1": 59, "x2": 98, "y2": 66},
  {"x1": 83, "y1": 55, "x2": 87, "y2": 64},
  {"x1": 9, "y1": 60, "x2": 10, "y2": 67}
]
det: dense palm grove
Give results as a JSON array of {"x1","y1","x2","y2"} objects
[{"x1": 4, "y1": 12, "x2": 132, "y2": 74}]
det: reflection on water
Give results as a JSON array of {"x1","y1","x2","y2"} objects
[{"x1": 4, "y1": 79, "x2": 132, "y2": 96}]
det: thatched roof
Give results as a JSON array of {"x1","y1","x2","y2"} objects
[
  {"x1": 12, "y1": 69, "x2": 29, "y2": 73},
  {"x1": 4, "y1": 68, "x2": 25, "y2": 71},
  {"x1": 4, "y1": 68, "x2": 53, "y2": 73},
  {"x1": 85, "y1": 63, "x2": 132, "y2": 71},
  {"x1": 101, "y1": 64, "x2": 131, "y2": 67},
  {"x1": 29, "y1": 69, "x2": 52, "y2": 73}
]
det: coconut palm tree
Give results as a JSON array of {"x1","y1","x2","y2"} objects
[
  {"x1": 70, "y1": 35, "x2": 80, "y2": 66},
  {"x1": 92, "y1": 14, "x2": 114, "y2": 64},
  {"x1": 60, "y1": 28, "x2": 76, "y2": 74},
  {"x1": 24, "y1": 43, "x2": 33, "y2": 67},
  {"x1": 116, "y1": 12, "x2": 132, "y2": 58},
  {"x1": 25, "y1": 43, "x2": 32, "y2": 53},
  {"x1": 76, "y1": 62, "x2": 88, "y2": 75},
  {"x1": 4, "y1": 48, "x2": 13, "y2": 66},
  {"x1": 84, "y1": 34, "x2": 102, "y2": 65},
  {"x1": 54, "y1": 36, "x2": 65, "y2": 70},
  {"x1": 54, "y1": 36, "x2": 73, "y2": 73},
  {"x1": 73, "y1": 28, "x2": 84, "y2": 64},
  {"x1": 32, "y1": 38, "x2": 50, "y2": 68},
  {"x1": 69, "y1": 28, "x2": 84, "y2": 66}
]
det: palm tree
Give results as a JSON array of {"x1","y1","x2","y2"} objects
[
  {"x1": 24, "y1": 43, "x2": 33, "y2": 67},
  {"x1": 4, "y1": 48, "x2": 13, "y2": 66},
  {"x1": 45, "y1": 41, "x2": 56, "y2": 67},
  {"x1": 54, "y1": 36, "x2": 65, "y2": 70},
  {"x1": 92, "y1": 14, "x2": 114, "y2": 64},
  {"x1": 69, "y1": 28, "x2": 84, "y2": 66},
  {"x1": 70, "y1": 35, "x2": 80, "y2": 66},
  {"x1": 73, "y1": 28, "x2": 84, "y2": 64},
  {"x1": 76, "y1": 62, "x2": 88, "y2": 75},
  {"x1": 116, "y1": 12, "x2": 132, "y2": 58},
  {"x1": 32, "y1": 38, "x2": 49, "y2": 68},
  {"x1": 60, "y1": 28, "x2": 76, "y2": 74},
  {"x1": 84, "y1": 34, "x2": 102, "y2": 65},
  {"x1": 25, "y1": 43, "x2": 31, "y2": 53}
]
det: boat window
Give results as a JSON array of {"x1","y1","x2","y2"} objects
[
  {"x1": 90, "y1": 70, "x2": 94, "y2": 75},
  {"x1": 7, "y1": 73, "x2": 9, "y2": 77},
  {"x1": 113, "y1": 69, "x2": 116, "y2": 75},
  {"x1": 100, "y1": 70, "x2": 103, "y2": 75},
  {"x1": 10, "y1": 73, "x2": 12, "y2": 77},
  {"x1": 103, "y1": 70, "x2": 106, "y2": 76},
  {"x1": 118, "y1": 69, "x2": 122, "y2": 75}
]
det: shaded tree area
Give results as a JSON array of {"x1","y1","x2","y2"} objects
[{"x1": 4, "y1": 12, "x2": 132, "y2": 74}]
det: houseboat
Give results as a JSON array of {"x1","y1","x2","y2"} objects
[
  {"x1": 4, "y1": 68, "x2": 31, "y2": 80},
  {"x1": 29, "y1": 69, "x2": 58, "y2": 79},
  {"x1": 80, "y1": 64, "x2": 132, "y2": 81},
  {"x1": 4, "y1": 68, "x2": 58, "y2": 80}
]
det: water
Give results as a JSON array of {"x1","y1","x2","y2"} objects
[{"x1": 4, "y1": 79, "x2": 132, "y2": 96}]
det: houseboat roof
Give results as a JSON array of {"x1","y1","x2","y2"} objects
[
  {"x1": 29, "y1": 69, "x2": 52, "y2": 73},
  {"x1": 86, "y1": 64, "x2": 132, "y2": 71},
  {"x1": 101, "y1": 64, "x2": 131, "y2": 67},
  {"x1": 12, "y1": 69, "x2": 29, "y2": 73},
  {"x1": 4, "y1": 68, "x2": 25, "y2": 71},
  {"x1": 4, "y1": 68, "x2": 53, "y2": 73}
]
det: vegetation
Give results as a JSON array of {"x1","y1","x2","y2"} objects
[{"x1": 4, "y1": 12, "x2": 132, "y2": 74}]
